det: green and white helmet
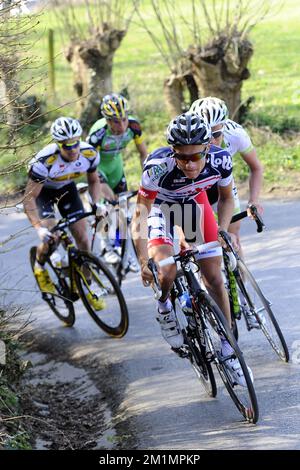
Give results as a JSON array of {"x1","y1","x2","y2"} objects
[{"x1": 190, "y1": 97, "x2": 229, "y2": 127}]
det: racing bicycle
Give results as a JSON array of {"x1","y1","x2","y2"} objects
[
  {"x1": 148, "y1": 242, "x2": 259, "y2": 424},
  {"x1": 30, "y1": 210, "x2": 129, "y2": 337}
]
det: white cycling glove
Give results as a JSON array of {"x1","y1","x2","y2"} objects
[
  {"x1": 93, "y1": 203, "x2": 108, "y2": 218},
  {"x1": 37, "y1": 227, "x2": 53, "y2": 243}
]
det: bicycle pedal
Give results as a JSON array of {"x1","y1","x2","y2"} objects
[{"x1": 171, "y1": 346, "x2": 189, "y2": 358}]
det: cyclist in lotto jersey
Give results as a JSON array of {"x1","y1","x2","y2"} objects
[
  {"x1": 190, "y1": 97, "x2": 263, "y2": 251},
  {"x1": 23, "y1": 117, "x2": 105, "y2": 310},
  {"x1": 87, "y1": 93, "x2": 148, "y2": 263},
  {"x1": 132, "y1": 113, "x2": 253, "y2": 387}
]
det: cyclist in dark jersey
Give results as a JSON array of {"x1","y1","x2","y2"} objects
[
  {"x1": 132, "y1": 113, "x2": 253, "y2": 386},
  {"x1": 87, "y1": 93, "x2": 148, "y2": 264}
]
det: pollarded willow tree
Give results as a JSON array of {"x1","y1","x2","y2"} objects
[
  {"x1": 134, "y1": 0, "x2": 278, "y2": 120},
  {"x1": 53, "y1": 0, "x2": 135, "y2": 129}
]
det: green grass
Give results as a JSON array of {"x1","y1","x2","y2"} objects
[{"x1": 1, "y1": 0, "x2": 300, "y2": 193}]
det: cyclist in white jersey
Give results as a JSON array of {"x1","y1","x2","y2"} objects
[
  {"x1": 190, "y1": 97, "x2": 263, "y2": 256},
  {"x1": 23, "y1": 117, "x2": 105, "y2": 310}
]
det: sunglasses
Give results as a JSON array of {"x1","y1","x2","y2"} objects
[
  {"x1": 211, "y1": 128, "x2": 224, "y2": 139},
  {"x1": 58, "y1": 140, "x2": 80, "y2": 151},
  {"x1": 108, "y1": 117, "x2": 128, "y2": 124},
  {"x1": 173, "y1": 149, "x2": 208, "y2": 162}
]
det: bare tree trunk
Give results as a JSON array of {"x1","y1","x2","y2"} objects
[
  {"x1": 65, "y1": 25, "x2": 126, "y2": 129},
  {"x1": 189, "y1": 35, "x2": 253, "y2": 121},
  {"x1": 163, "y1": 73, "x2": 185, "y2": 117}
]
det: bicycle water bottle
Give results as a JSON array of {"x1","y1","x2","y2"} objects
[
  {"x1": 50, "y1": 251, "x2": 62, "y2": 268},
  {"x1": 178, "y1": 291, "x2": 193, "y2": 314}
]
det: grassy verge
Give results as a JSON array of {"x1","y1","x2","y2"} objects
[
  {"x1": 0, "y1": 0, "x2": 300, "y2": 195},
  {"x1": 0, "y1": 309, "x2": 32, "y2": 450}
]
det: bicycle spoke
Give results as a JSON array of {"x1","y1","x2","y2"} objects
[
  {"x1": 199, "y1": 296, "x2": 259, "y2": 423},
  {"x1": 75, "y1": 252, "x2": 128, "y2": 337}
]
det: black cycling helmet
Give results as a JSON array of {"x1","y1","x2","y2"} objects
[{"x1": 166, "y1": 112, "x2": 212, "y2": 146}]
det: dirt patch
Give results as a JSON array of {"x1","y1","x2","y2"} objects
[{"x1": 20, "y1": 353, "x2": 117, "y2": 450}]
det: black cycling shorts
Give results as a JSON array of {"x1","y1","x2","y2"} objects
[{"x1": 36, "y1": 182, "x2": 84, "y2": 220}]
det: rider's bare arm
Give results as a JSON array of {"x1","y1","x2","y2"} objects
[
  {"x1": 135, "y1": 141, "x2": 148, "y2": 169},
  {"x1": 240, "y1": 148, "x2": 264, "y2": 212},
  {"x1": 87, "y1": 171, "x2": 104, "y2": 204},
  {"x1": 132, "y1": 192, "x2": 154, "y2": 276},
  {"x1": 217, "y1": 182, "x2": 235, "y2": 232},
  {"x1": 23, "y1": 178, "x2": 44, "y2": 229}
]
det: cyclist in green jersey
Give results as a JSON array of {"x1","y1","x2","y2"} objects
[{"x1": 87, "y1": 93, "x2": 148, "y2": 263}]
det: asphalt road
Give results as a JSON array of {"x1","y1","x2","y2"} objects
[{"x1": 1, "y1": 200, "x2": 300, "y2": 450}]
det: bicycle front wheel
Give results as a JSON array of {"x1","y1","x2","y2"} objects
[
  {"x1": 174, "y1": 299, "x2": 217, "y2": 398},
  {"x1": 30, "y1": 247, "x2": 75, "y2": 327},
  {"x1": 237, "y1": 260, "x2": 289, "y2": 362},
  {"x1": 196, "y1": 292, "x2": 259, "y2": 423},
  {"x1": 74, "y1": 251, "x2": 129, "y2": 337}
]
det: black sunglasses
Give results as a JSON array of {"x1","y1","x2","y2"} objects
[
  {"x1": 173, "y1": 150, "x2": 208, "y2": 162},
  {"x1": 212, "y1": 130, "x2": 223, "y2": 139}
]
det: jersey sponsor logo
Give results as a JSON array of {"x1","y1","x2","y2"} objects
[
  {"x1": 46, "y1": 155, "x2": 58, "y2": 165},
  {"x1": 210, "y1": 154, "x2": 232, "y2": 171},
  {"x1": 89, "y1": 134, "x2": 99, "y2": 145},
  {"x1": 147, "y1": 163, "x2": 168, "y2": 180},
  {"x1": 81, "y1": 149, "x2": 96, "y2": 158},
  {"x1": 138, "y1": 187, "x2": 157, "y2": 199}
]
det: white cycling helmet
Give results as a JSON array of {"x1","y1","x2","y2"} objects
[
  {"x1": 166, "y1": 112, "x2": 211, "y2": 146},
  {"x1": 50, "y1": 117, "x2": 82, "y2": 141},
  {"x1": 190, "y1": 97, "x2": 228, "y2": 127}
]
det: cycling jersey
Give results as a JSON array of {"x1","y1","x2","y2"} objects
[
  {"x1": 28, "y1": 142, "x2": 99, "y2": 189},
  {"x1": 139, "y1": 145, "x2": 232, "y2": 250},
  {"x1": 139, "y1": 145, "x2": 232, "y2": 203},
  {"x1": 87, "y1": 116, "x2": 144, "y2": 189},
  {"x1": 223, "y1": 119, "x2": 254, "y2": 157},
  {"x1": 207, "y1": 119, "x2": 254, "y2": 213}
]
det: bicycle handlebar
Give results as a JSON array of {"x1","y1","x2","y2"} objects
[
  {"x1": 50, "y1": 210, "x2": 95, "y2": 233},
  {"x1": 230, "y1": 204, "x2": 265, "y2": 233},
  {"x1": 106, "y1": 190, "x2": 138, "y2": 207}
]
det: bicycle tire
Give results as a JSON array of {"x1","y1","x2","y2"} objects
[
  {"x1": 196, "y1": 291, "x2": 259, "y2": 423},
  {"x1": 30, "y1": 246, "x2": 75, "y2": 327},
  {"x1": 237, "y1": 260, "x2": 289, "y2": 362},
  {"x1": 74, "y1": 251, "x2": 129, "y2": 337},
  {"x1": 186, "y1": 324, "x2": 217, "y2": 398},
  {"x1": 174, "y1": 299, "x2": 217, "y2": 398}
]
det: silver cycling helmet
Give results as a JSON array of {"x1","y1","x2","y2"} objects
[
  {"x1": 190, "y1": 97, "x2": 229, "y2": 127},
  {"x1": 50, "y1": 117, "x2": 82, "y2": 142},
  {"x1": 166, "y1": 112, "x2": 211, "y2": 146}
]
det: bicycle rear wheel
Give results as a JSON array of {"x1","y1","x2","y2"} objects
[
  {"x1": 237, "y1": 260, "x2": 289, "y2": 362},
  {"x1": 74, "y1": 251, "x2": 129, "y2": 337},
  {"x1": 30, "y1": 246, "x2": 75, "y2": 327},
  {"x1": 196, "y1": 292, "x2": 259, "y2": 423}
]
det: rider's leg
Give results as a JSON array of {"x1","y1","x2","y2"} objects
[
  {"x1": 70, "y1": 218, "x2": 90, "y2": 252},
  {"x1": 36, "y1": 219, "x2": 56, "y2": 264},
  {"x1": 148, "y1": 243, "x2": 176, "y2": 303},
  {"x1": 199, "y1": 255, "x2": 232, "y2": 327}
]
